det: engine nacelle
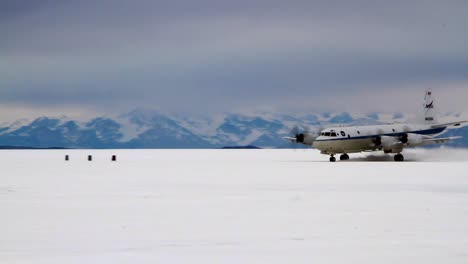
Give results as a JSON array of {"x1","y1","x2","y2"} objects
[
  {"x1": 374, "y1": 133, "x2": 429, "y2": 152},
  {"x1": 405, "y1": 134, "x2": 427, "y2": 146},
  {"x1": 380, "y1": 136, "x2": 400, "y2": 149},
  {"x1": 302, "y1": 133, "x2": 318, "y2": 145}
]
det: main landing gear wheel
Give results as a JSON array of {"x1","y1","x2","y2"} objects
[
  {"x1": 329, "y1": 156, "x2": 336, "y2": 162},
  {"x1": 340, "y1": 153, "x2": 349, "y2": 161},
  {"x1": 394, "y1": 154, "x2": 404, "y2": 162}
]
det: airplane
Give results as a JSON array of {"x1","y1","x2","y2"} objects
[{"x1": 284, "y1": 90, "x2": 467, "y2": 162}]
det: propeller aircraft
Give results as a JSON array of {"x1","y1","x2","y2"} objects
[{"x1": 284, "y1": 91, "x2": 466, "y2": 162}]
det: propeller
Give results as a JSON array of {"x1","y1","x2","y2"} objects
[
  {"x1": 291, "y1": 125, "x2": 306, "y2": 143},
  {"x1": 284, "y1": 124, "x2": 323, "y2": 147},
  {"x1": 400, "y1": 133, "x2": 408, "y2": 144},
  {"x1": 373, "y1": 136, "x2": 382, "y2": 147},
  {"x1": 372, "y1": 128, "x2": 384, "y2": 148}
]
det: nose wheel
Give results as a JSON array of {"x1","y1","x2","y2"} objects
[
  {"x1": 394, "y1": 153, "x2": 404, "y2": 162},
  {"x1": 329, "y1": 155, "x2": 336, "y2": 162}
]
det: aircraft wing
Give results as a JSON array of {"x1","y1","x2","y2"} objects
[
  {"x1": 422, "y1": 136, "x2": 462, "y2": 145},
  {"x1": 431, "y1": 120, "x2": 468, "y2": 128}
]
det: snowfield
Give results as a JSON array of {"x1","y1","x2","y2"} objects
[{"x1": 1, "y1": 148, "x2": 468, "y2": 263}]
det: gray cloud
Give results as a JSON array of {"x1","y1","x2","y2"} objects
[{"x1": 1, "y1": 0, "x2": 468, "y2": 117}]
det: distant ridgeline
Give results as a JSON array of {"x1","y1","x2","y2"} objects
[
  {"x1": 222, "y1": 146, "x2": 262, "y2": 149},
  {"x1": 0, "y1": 146, "x2": 67, "y2": 150},
  {"x1": 0, "y1": 110, "x2": 466, "y2": 149}
]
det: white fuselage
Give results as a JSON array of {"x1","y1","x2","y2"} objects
[{"x1": 313, "y1": 123, "x2": 446, "y2": 155}]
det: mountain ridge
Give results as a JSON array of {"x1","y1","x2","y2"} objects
[{"x1": 0, "y1": 110, "x2": 466, "y2": 149}]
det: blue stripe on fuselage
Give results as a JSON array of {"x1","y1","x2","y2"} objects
[
  {"x1": 414, "y1": 127, "x2": 446, "y2": 135},
  {"x1": 314, "y1": 127, "x2": 446, "y2": 142}
]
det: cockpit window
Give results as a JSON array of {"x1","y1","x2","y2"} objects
[
  {"x1": 324, "y1": 132, "x2": 331, "y2": 136},
  {"x1": 330, "y1": 132, "x2": 337, "y2": 137}
]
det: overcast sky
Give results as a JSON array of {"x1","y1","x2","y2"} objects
[{"x1": 1, "y1": 0, "x2": 467, "y2": 121}]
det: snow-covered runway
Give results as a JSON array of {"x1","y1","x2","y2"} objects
[{"x1": 1, "y1": 149, "x2": 468, "y2": 263}]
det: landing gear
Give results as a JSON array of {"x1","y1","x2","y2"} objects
[
  {"x1": 340, "y1": 153, "x2": 349, "y2": 161},
  {"x1": 394, "y1": 153, "x2": 404, "y2": 162},
  {"x1": 329, "y1": 155, "x2": 336, "y2": 162}
]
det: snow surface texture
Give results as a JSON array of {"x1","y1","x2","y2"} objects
[{"x1": 1, "y1": 149, "x2": 468, "y2": 264}]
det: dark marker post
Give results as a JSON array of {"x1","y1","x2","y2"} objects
[{"x1": 88, "y1": 155, "x2": 92, "y2": 161}]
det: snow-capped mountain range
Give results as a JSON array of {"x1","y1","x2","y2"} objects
[{"x1": 0, "y1": 109, "x2": 467, "y2": 148}]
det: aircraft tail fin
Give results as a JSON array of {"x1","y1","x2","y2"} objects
[{"x1": 423, "y1": 90, "x2": 438, "y2": 124}]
